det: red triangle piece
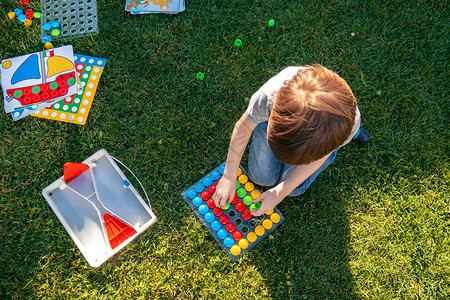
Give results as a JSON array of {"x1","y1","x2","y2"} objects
[
  {"x1": 63, "y1": 162, "x2": 90, "y2": 183},
  {"x1": 103, "y1": 213, "x2": 136, "y2": 249}
]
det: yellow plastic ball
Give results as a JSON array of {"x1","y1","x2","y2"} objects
[
  {"x1": 230, "y1": 245, "x2": 241, "y2": 256},
  {"x1": 8, "y1": 12, "x2": 16, "y2": 20},
  {"x1": 255, "y1": 225, "x2": 265, "y2": 236},
  {"x1": 270, "y1": 213, "x2": 281, "y2": 223},
  {"x1": 238, "y1": 174, "x2": 248, "y2": 184},
  {"x1": 44, "y1": 42, "x2": 54, "y2": 49},
  {"x1": 24, "y1": 19, "x2": 32, "y2": 27},
  {"x1": 247, "y1": 232, "x2": 257, "y2": 243},
  {"x1": 263, "y1": 219, "x2": 273, "y2": 230},
  {"x1": 237, "y1": 168, "x2": 242, "y2": 176},
  {"x1": 244, "y1": 182, "x2": 254, "y2": 192},
  {"x1": 265, "y1": 209, "x2": 274, "y2": 215},
  {"x1": 251, "y1": 189, "x2": 261, "y2": 199},
  {"x1": 238, "y1": 238, "x2": 249, "y2": 249}
]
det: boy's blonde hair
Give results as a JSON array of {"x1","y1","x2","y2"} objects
[{"x1": 268, "y1": 65, "x2": 356, "y2": 165}]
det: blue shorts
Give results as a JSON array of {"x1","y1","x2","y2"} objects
[{"x1": 248, "y1": 121, "x2": 338, "y2": 197}]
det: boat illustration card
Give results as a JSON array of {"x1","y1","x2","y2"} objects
[{"x1": 1, "y1": 45, "x2": 79, "y2": 113}]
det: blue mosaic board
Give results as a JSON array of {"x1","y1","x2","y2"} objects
[{"x1": 181, "y1": 163, "x2": 286, "y2": 262}]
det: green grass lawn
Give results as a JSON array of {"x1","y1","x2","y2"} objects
[{"x1": 1, "y1": 0, "x2": 448, "y2": 298}]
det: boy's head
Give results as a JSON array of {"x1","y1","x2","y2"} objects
[{"x1": 268, "y1": 65, "x2": 356, "y2": 165}]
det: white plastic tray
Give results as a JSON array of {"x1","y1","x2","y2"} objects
[{"x1": 42, "y1": 149, "x2": 157, "y2": 267}]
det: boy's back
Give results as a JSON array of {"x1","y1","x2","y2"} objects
[{"x1": 213, "y1": 65, "x2": 368, "y2": 216}]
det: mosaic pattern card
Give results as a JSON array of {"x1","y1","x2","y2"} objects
[{"x1": 31, "y1": 54, "x2": 106, "y2": 125}]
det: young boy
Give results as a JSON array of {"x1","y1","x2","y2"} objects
[{"x1": 212, "y1": 65, "x2": 369, "y2": 216}]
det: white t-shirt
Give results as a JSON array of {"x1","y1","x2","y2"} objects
[{"x1": 246, "y1": 66, "x2": 361, "y2": 147}]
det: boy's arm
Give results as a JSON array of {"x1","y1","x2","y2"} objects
[
  {"x1": 213, "y1": 112, "x2": 257, "y2": 208},
  {"x1": 251, "y1": 152, "x2": 332, "y2": 216}
]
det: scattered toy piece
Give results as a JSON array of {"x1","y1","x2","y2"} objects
[
  {"x1": 25, "y1": 8, "x2": 34, "y2": 19},
  {"x1": 44, "y1": 42, "x2": 53, "y2": 49},
  {"x1": 18, "y1": 14, "x2": 26, "y2": 22},
  {"x1": 267, "y1": 19, "x2": 275, "y2": 27},
  {"x1": 351, "y1": 32, "x2": 355, "y2": 36},
  {"x1": 20, "y1": 0, "x2": 29, "y2": 6},
  {"x1": 8, "y1": 12, "x2": 16, "y2": 20},
  {"x1": 43, "y1": 22, "x2": 51, "y2": 31},
  {"x1": 51, "y1": 20, "x2": 60, "y2": 28},
  {"x1": 24, "y1": 19, "x2": 32, "y2": 26},
  {"x1": 42, "y1": 34, "x2": 51, "y2": 43},
  {"x1": 234, "y1": 39, "x2": 243, "y2": 47},
  {"x1": 33, "y1": 11, "x2": 41, "y2": 19},
  {"x1": 196, "y1": 72, "x2": 205, "y2": 80},
  {"x1": 51, "y1": 28, "x2": 61, "y2": 37},
  {"x1": 14, "y1": 8, "x2": 23, "y2": 15}
]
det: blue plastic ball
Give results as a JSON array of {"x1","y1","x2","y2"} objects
[
  {"x1": 186, "y1": 189, "x2": 196, "y2": 199},
  {"x1": 18, "y1": 14, "x2": 26, "y2": 23},
  {"x1": 14, "y1": 8, "x2": 23, "y2": 15},
  {"x1": 224, "y1": 237, "x2": 234, "y2": 247},
  {"x1": 192, "y1": 196, "x2": 202, "y2": 207},
  {"x1": 218, "y1": 165, "x2": 225, "y2": 175},
  {"x1": 194, "y1": 182, "x2": 204, "y2": 193},
  {"x1": 51, "y1": 21, "x2": 60, "y2": 28},
  {"x1": 42, "y1": 35, "x2": 52, "y2": 43},
  {"x1": 198, "y1": 204, "x2": 208, "y2": 215},
  {"x1": 211, "y1": 221, "x2": 221, "y2": 231},
  {"x1": 205, "y1": 212, "x2": 215, "y2": 223},
  {"x1": 211, "y1": 170, "x2": 221, "y2": 181},
  {"x1": 43, "y1": 23, "x2": 51, "y2": 31},
  {"x1": 217, "y1": 229, "x2": 227, "y2": 239},
  {"x1": 202, "y1": 177, "x2": 213, "y2": 187}
]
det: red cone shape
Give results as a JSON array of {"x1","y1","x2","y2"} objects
[
  {"x1": 103, "y1": 213, "x2": 136, "y2": 249},
  {"x1": 63, "y1": 162, "x2": 89, "y2": 183}
]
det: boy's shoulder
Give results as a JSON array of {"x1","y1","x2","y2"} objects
[
  {"x1": 260, "y1": 66, "x2": 305, "y2": 97},
  {"x1": 246, "y1": 66, "x2": 305, "y2": 124}
]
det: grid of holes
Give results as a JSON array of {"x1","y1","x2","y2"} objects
[{"x1": 42, "y1": 0, "x2": 98, "y2": 37}]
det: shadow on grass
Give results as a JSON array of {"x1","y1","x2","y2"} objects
[{"x1": 248, "y1": 181, "x2": 355, "y2": 299}]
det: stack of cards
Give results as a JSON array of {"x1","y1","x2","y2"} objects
[
  {"x1": 1, "y1": 45, "x2": 80, "y2": 121},
  {"x1": 125, "y1": 0, "x2": 185, "y2": 14}
]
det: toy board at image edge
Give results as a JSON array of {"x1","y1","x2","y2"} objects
[
  {"x1": 1, "y1": 45, "x2": 78, "y2": 114},
  {"x1": 181, "y1": 163, "x2": 286, "y2": 262},
  {"x1": 42, "y1": 149, "x2": 157, "y2": 267},
  {"x1": 125, "y1": 0, "x2": 185, "y2": 14},
  {"x1": 31, "y1": 54, "x2": 106, "y2": 125},
  {"x1": 40, "y1": 0, "x2": 98, "y2": 41}
]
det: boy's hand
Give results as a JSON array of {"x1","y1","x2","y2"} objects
[
  {"x1": 250, "y1": 188, "x2": 283, "y2": 216},
  {"x1": 213, "y1": 176, "x2": 236, "y2": 208}
]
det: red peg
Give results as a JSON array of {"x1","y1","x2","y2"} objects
[
  {"x1": 230, "y1": 194, "x2": 239, "y2": 204},
  {"x1": 225, "y1": 222, "x2": 236, "y2": 232},
  {"x1": 242, "y1": 209, "x2": 252, "y2": 220},
  {"x1": 208, "y1": 185, "x2": 216, "y2": 194},
  {"x1": 219, "y1": 214, "x2": 229, "y2": 224},
  {"x1": 200, "y1": 191, "x2": 210, "y2": 200},
  {"x1": 206, "y1": 198, "x2": 215, "y2": 208},
  {"x1": 235, "y1": 202, "x2": 245, "y2": 212},
  {"x1": 232, "y1": 230, "x2": 243, "y2": 240},
  {"x1": 213, "y1": 207, "x2": 223, "y2": 216}
]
